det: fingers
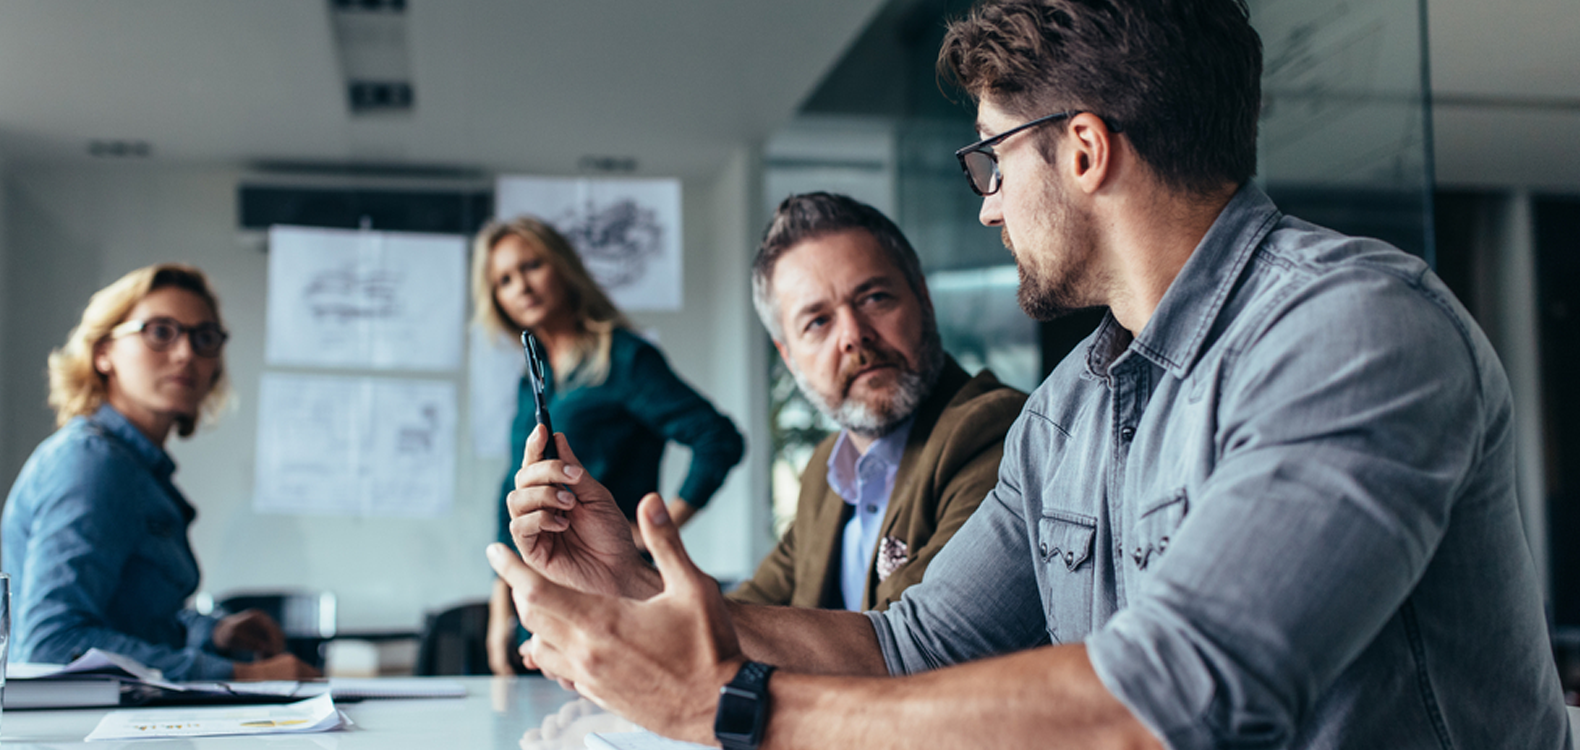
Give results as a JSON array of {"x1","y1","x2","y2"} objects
[
  {"x1": 523, "y1": 422, "x2": 548, "y2": 467},
  {"x1": 513, "y1": 460, "x2": 583, "y2": 494},
  {"x1": 486, "y1": 543, "x2": 597, "y2": 632},
  {"x1": 506, "y1": 485, "x2": 576, "y2": 522},
  {"x1": 521, "y1": 423, "x2": 585, "y2": 477},
  {"x1": 636, "y1": 494, "x2": 705, "y2": 595}
]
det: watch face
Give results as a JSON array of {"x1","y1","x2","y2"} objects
[{"x1": 715, "y1": 685, "x2": 759, "y2": 739}]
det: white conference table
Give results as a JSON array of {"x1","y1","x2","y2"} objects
[
  {"x1": 4, "y1": 677, "x2": 1577, "y2": 747},
  {"x1": 0, "y1": 676, "x2": 648, "y2": 750}
]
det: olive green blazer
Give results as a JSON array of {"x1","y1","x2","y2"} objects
[{"x1": 730, "y1": 357, "x2": 1027, "y2": 611}]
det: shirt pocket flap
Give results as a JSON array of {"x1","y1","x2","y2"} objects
[
  {"x1": 1038, "y1": 511, "x2": 1097, "y2": 571},
  {"x1": 1131, "y1": 489, "x2": 1189, "y2": 570}
]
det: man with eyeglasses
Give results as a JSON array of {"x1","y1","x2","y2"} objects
[{"x1": 489, "y1": 0, "x2": 1571, "y2": 747}]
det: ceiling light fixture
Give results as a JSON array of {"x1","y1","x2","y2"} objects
[{"x1": 329, "y1": 0, "x2": 414, "y2": 115}]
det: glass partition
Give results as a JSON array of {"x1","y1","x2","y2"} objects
[{"x1": 763, "y1": 0, "x2": 1434, "y2": 529}]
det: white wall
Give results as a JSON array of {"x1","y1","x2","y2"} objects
[{"x1": 0, "y1": 158, "x2": 770, "y2": 631}]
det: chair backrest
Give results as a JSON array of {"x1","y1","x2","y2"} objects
[{"x1": 414, "y1": 601, "x2": 491, "y2": 676}]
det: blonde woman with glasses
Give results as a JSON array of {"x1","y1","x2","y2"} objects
[{"x1": 2, "y1": 264, "x2": 318, "y2": 681}]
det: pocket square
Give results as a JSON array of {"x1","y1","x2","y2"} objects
[{"x1": 876, "y1": 536, "x2": 909, "y2": 582}]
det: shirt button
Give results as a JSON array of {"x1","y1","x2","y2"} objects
[
  {"x1": 1064, "y1": 551, "x2": 1075, "y2": 566},
  {"x1": 865, "y1": 505, "x2": 878, "y2": 514},
  {"x1": 1040, "y1": 543, "x2": 1049, "y2": 557},
  {"x1": 1119, "y1": 425, "x2": 1136, "y2": 441}
]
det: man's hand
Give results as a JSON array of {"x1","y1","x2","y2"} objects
[
  {"x1": 508, "y1": 425, "x2": 658, "y2": 599},
  {"x1": 232, "y1": 653, "x2": 322, "y2": 681},
  {"x1": 212, "y1": 609, "x2": 286, "y2": 657},
  {"x1": 487, "y1": 496, "x2": 743, "y2": 745}
]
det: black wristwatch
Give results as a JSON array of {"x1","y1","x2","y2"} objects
[{"x1": 714, "y1": 661, "x2": 776, "y2": 750}]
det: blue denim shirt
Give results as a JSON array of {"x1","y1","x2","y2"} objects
[
  {"x1": 869, "y1": 186, "x2": 1570, "y2": 748},
  {"x1": 2, "y1": 404, "x2": 232, "y2": 680}
]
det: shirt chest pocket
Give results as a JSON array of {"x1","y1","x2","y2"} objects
[
  {"x1": 1129, "y1": 489, "x2": 1188, "y2": 571},
  {"x1": 1036, "y1": 510, "x2": 1096, "y2": 643}
]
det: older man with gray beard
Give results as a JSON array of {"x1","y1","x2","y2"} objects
[{"x1": 727, "y1": 192, "x2": 1026, "y2": 612}]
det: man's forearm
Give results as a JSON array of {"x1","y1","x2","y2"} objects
[
  {"x1": 761, "y1": 644, "x2": 1161, "y2": 750},
  {"x1": 727, "y1": 600, "x2": 889, "y2": 676}
]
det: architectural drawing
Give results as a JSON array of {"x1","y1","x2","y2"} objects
[
  {"x1": 495, "y1": 176, "x2": 683, "y2": 311},
  {"x1": 266, "y1": 225, "x2": 466, "y2": 371},
  {"x1": 253, "y1": 373, "x2": 457, "y2": 518}
]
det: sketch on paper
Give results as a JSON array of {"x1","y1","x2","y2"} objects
[
  {"x1": 304, "y1": 264, "x2": 402, "y2": 323},
  {"x1": 253, "y1": 373, "x2": 457, "y2": 518},
  {"x1": 266, "y1": 225, "x2": 466, "y2": 371},
  {"x1": 495, "y1": 176, "x2": 683, "y2": 311},
  {"x1": 555, "y1": 197, "x2": 666, "y2": 290}
]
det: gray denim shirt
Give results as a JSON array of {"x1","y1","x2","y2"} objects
[{"x1": 868, "y1": 186, "x2": 1570, "y2": 748}]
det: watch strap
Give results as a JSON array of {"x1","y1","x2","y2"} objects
[{"x1": 715, "y1": 661, "x2": 776, "y2": 750}]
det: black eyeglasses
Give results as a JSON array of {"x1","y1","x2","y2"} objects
[
  {"x1": 954, "y1": 110, "x2": 1094, "y2": 196},
  {"x1": 110, "y1": 317, "x2": 229, "y2": 357}
]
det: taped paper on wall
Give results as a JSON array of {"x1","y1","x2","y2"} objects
[
  {"x1": 469, "y1": 325, "x2": 524, "y2": 459},
  {"x1": 266, "y1": 225, "x2": 466, "y2": 371},
  {"x1": 253, "y1": 373, "x2": 457, "y2": 518},
  {"x1": 495, "y1": 176, "x2": 683, "y2": 311}
]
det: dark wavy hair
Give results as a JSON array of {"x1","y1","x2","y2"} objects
[{"x1": 939, "y1": 0, "x2": 1263, "y2": 195}]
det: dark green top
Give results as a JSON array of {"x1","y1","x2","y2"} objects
[{"x1": 497, "y1": 328, "x2": 745, "y2": 544}]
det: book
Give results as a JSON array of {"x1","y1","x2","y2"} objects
[{"x1": 3, "y1": 676, "x2": 123, "y2": 709}]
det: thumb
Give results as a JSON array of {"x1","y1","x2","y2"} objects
[{"x1": 637, "y1": 494, "x2": 704, "y2": 594}]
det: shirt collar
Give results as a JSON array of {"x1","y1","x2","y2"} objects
[
  {"x1": 89, "y1": 403, "x2": 177, "y2": 481},
  {"x1": 1085, "y1": 183, "x2": 1282, "y2": 380},
  {"x1": 826, "y1": 415, "x2": 915, "y2": 503}
]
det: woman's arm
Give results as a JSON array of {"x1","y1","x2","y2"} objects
[{"x1": 620, "y1": 337, "x2": 746, "y2": 516}]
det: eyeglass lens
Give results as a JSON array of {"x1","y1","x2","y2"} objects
[
  {"x1": 962, "y1": 150, "x2": 999, "y2": 195},
  {"x1": 140, "y1": 318, "x2": 227, "y2": 356}
]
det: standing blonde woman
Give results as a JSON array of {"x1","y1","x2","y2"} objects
[
  {"x1": 1, "y1": 264, "x2": 318, "y2": 681},
  {"x1": 473, "y1": 217, "x2": 744, "y2": 675}
]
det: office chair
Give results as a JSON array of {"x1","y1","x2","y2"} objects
[{"x1": 414, "y1": 601, "x2": 491, "y2": 676}]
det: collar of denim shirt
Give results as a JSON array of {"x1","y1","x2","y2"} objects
[
  {"x1": 87, "y1": 402, "x2": 177, "y2": 482},
  {"x1": 1083, "y1": 184, "x2": 1283, "y2": 383}
]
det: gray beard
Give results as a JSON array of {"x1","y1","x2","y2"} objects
[{"x1": 790, "y1": 328, "x2": 945, "y2": 439}]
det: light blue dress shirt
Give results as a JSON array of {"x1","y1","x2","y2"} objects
[
  {"x1": 826, "y1": 417, "x2": 913, "y2": 611},
  {"x1": 2, "y1": 404, "x2": 232, "y2": 680},
  {"x1": 868, "y1": 186, "x2": 1570, "y2": 748}
]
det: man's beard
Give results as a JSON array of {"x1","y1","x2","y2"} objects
[
  {"x1": 791, "y1": 324, "x2": 944, "y2": 439},
  {"x1": 1006, "y1": 188, "x2": 1103, "y2": 322}
]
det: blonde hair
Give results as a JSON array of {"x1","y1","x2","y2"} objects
[
  {"x1": 470, "y1": 216, "x2": 630, "y2": 388},
  {"x1": 47, "y1": 263, "x2": 232, "y2": 439}
]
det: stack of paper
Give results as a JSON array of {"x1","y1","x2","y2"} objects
[
  {"x1": 6, "y1": 649, "x2": 468, "y2": 709},
  {"x1": 84, "y1": 693, "x2": 346, "y2": 741}
]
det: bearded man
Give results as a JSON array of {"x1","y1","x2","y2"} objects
[{"x1": 728, "y1": 191, "x2": 1026, "y2": 612}]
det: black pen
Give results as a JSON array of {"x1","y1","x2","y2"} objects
[{"x1": 521, "y1": 331, "x2": 558, "y2": 461}]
